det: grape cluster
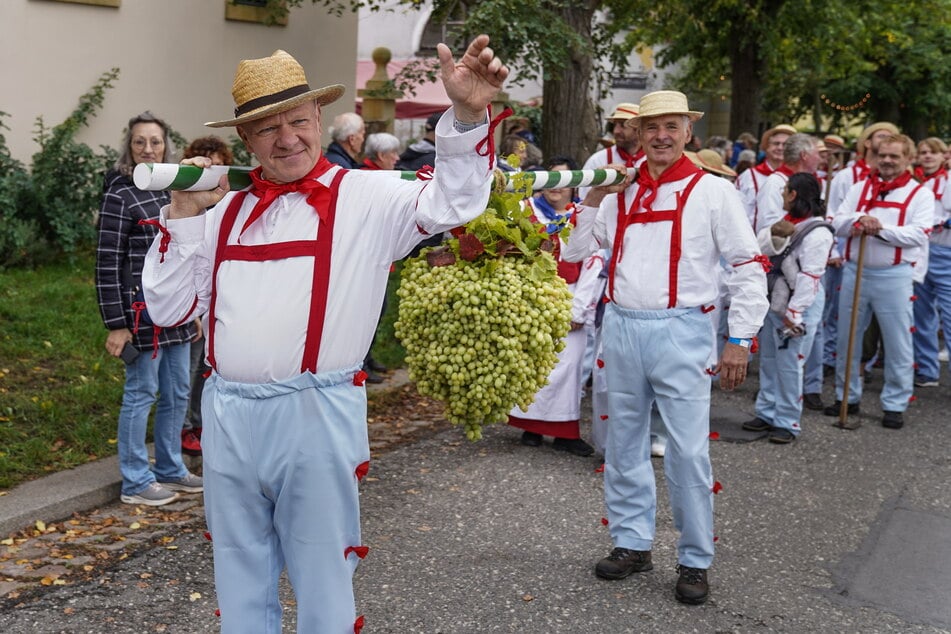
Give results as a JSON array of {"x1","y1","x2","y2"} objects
[{"x1": 396, "y1": 254, "x2": 573, "y2": 441}]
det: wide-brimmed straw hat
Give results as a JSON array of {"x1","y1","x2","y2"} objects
[
  {"x1": 760, "y1": 124, "x2": 798, "y2": 150},
  {"x1": 687, "y1": 149, "x2": 737, "y2": 178},
  {"x1": 823, "y1": 134, "x2": 846, "y2": 151},
  {"x1": 206, "y1": 50, "x2": 344, "y2": 128},
  {"x1": 607, "y1": 103, "x2": 639, "y2": 121},
  {"x1": 628, "y1": 91, "x2": 703, "y2": 127}
]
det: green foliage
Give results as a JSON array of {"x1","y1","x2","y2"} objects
[
  {"x1": 228, "y1": 135, "x2": 253, "y2": 167},
  {"x1": 0, "y1": 113, "x2": 41, "y2": 268},
  {"x1": 23, "y1": 68, "x2": 120, "y2": 259}
]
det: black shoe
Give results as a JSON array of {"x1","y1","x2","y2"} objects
[
  {"x1": 823, "y1": 401, "x2": 859, "y2": 416},
  {"x1": 741, "y1": 417, "x2": 771, "y2": 432},
  {"x1": 881, "y1": 411, "x2": 904, "y2": 429},
  {"x1": 366, "y1": 356, "x2": 388, "y2": 373},
  {"x1": 768, "y1": 428, "x2": 796, "y2": 444},
  {"x1": 595, "y1": 547, "x2": 653, "y2": 580},
  {"x1": 520, "y1": 431, "x2": 542, "y2": 447},
  {"x1": 675, "y1": 565, "x2": 709, "y2": 605},
  {"x1": 802, "y1": 393, "x2": 824, "y2": 411},
  {"x1": 553, "y1": 437, "x2": 594, "y2": 457},
  {"x1": 823, "y1": 364, "x2": 835, "y2": 377},
  {"x1": 362, "y1": 365, "x2": 384, "y2": 384}
]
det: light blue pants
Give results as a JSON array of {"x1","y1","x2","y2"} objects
[
  {"x1": 835, "y1": 263, "x2": 914, "y2": 412},
  {"x1": 913, "y1": 244, "x2": 951, "y2": 382},
  {"x1": 602, "y1": 304, "x2": 715, "y2": 569},
  {"x1": 802, "y1": 282, "x2": 828, "y2": 395},
  {"x1": 202, "y1": 367, "x2": 369, "y2": 634},
  {"x1": 822, "y1": 265, "x2": 843, "y2": 367},
  {"x1": 118, "y1": 342, "x2": 190, "y2": 496},
  {"x1": 755, "y1": 294, "x2": 824, "y2": 435}
]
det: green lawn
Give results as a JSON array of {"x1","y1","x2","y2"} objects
[{"x1": 0, "y1": 252, "x2": 407, "y2": 490}]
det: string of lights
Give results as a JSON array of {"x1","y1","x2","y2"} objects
[{"x1": 820, "y1": 93, "x2": 871, "y2": 112}]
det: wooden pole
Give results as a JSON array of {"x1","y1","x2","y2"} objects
[{"x1": 837, "y1": 233, "x2": 867, "y2": 430}]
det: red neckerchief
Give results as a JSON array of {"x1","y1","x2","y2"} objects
[
  {"x1": 628, "y1": 155, "x2": 702, "y2": 214},
  {"x1": 863, "y1": 170, "x2": 913, "y2": 211},
  {"x1": 361, "y1": 159, "x2": 381, "y2": 170},
  {"x1": 853, "y1": 158, "x2": 870, "y2": 180},
  {"x1": 244, "y1": 157, "x2": 335, "y2": 238},
  {"x1": 616, "y1": 146, "x2": 637, "y2": 167},
  {"x1": 753, "y1": 161, "x2": 775, "y2": 177},
  {"x1": 782, "y1": 213, "x2": 810, "y2": 225},
  {"x1": 918, "y1": 166, "x2": 947, "y2": 184},
  {"x1": 775, "y1": 164, "x2": 795, "y2": 178}
]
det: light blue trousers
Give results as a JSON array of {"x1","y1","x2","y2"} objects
[
  {"x1": 602, "y1": 304, "x2": 715, "y2": 569},
  {"x1": 202, "y1": 367, "x2": 369, "y2": 634},
  {"x1": 913, "y1": 244, "x2": 951, "y2": 382},
  {"x1": 835, "y1": 263, "x2": 914, "y2": 412},
  {"x1": 755, "y1": 294, "x2": 824, "y2": 434}
]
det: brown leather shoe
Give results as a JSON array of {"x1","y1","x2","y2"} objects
[
  {"x1": 675, "y1": 564, "x2": 709, "y2": 604},
  {"x1": 595, "y1": 547, "x2": 653, "y2": 580}
]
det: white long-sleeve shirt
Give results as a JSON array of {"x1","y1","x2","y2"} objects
[
  {"x1": 832, "y1": 176, "x2": 934, "y2": 270},
  {"x1": 755, "y1": 169, "x2": 794, "y2": 234},
  {"x1": 735, "y1": 162, "x2": 774, "y2": 229},
  {"x1": 922, "y1": 170, "x2": 951, "y2": 248},
  {"x1": 143, "y1": 112, "x2": 492, "y2": 383},
  {"x1": 758, "y1": 219, "x2": 834, "y2": 324},
  {"x1": 562, "y1": 169, "x2": 768, "y2": 339}
]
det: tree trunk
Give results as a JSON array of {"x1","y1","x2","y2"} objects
[
  {"x1": 541, "y1": 3, "x2": 599, "y2": 166},
  {"x1": 728, "y1": 36, "x2": 763, "y2": 139}
]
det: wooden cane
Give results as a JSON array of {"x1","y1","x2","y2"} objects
[{"x1": 837, "y1": 233, "x2": 867, "y2": 430}]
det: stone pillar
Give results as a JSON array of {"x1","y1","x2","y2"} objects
[{"x1": 357, "y1": 47, "x2": 402, "y2": 135}]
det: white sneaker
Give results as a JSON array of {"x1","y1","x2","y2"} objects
[
  {"x1": 158, "y1": 472, "x2": 203, "y2": 493},
  {"x1": 650, "y1": 442, "x2": 666, "y2": 458},
  {"x1": 120, "y1": 482, "x2": 179, "y2": 506}
]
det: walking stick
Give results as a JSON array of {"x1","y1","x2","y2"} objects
[{"x1": 836, "y1": 233, "x2": 867, "y2": 430}]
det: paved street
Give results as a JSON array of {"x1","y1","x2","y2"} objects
[{"x1": 1, "y1": 364, "x2": 950, "y2": 632}]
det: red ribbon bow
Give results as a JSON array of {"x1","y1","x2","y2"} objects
[
  {"x1": 475, "y1": 106, "x2": 513, "y2": 170},
  {"x1": 244, "y1": 158, "x2": 334, "y2": 238},
  {"x1": 138, "y1": 219, "x2": 170, "y2": 263}
]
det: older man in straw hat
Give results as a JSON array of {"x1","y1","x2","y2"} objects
[
  {"x1": 142, "y1": 37, "x2": 507, "y2": 632},
  {"x1": 735, "y1": 123, "x2": 797, "y2": 230},
  {"x1": 563, "y1": 90, "x2": 768, "y2": 605}
]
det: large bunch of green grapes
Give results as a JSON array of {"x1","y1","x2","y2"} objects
[{"x1": 396, "y1": 253, "x2": 573, "y2": 441}]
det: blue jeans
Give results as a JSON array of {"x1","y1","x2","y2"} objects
[
  {"x1": 913, "y1": 244, "x2": 951, "y2": 381},
  {"x1": 118, "y1": 343, "x2": 190, "y2": 496}
]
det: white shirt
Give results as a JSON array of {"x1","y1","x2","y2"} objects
[
  {"x1": 562, "y1": 170, "x2": 768, "y2": 339},
  {"x1": 143, "y1": 111, "x2": 492, "y2": 383},
  {"x1": 755, "y1": 170, "x2": 793, "y2": 234},
  {"x1": 922, "y1": 171, "x2": 951, "y2": 248},
  {"x1": 832, "y1": 176, "x2": 934, "y2": 270},
  {"x1": 758, "y1": 219, "x2": 834, "y2": 324},
  {"x1": 735, "y1": 163, "x2": 773, "y2": 229}
]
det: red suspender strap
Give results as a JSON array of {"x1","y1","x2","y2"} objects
[
  {"x1": 890, "y1": 182, "x2": 924, "y2": 265},
  {"x1": 300, "y1": 167, "x2": 346, "y2": 373},
  {"x1": 607, "y1": 171, "x2": 705, "y2": 307},
  {"x1": 206, "y1": 191, "x2": 250, "y2": 371}
]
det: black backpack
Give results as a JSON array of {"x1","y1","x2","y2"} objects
[{"x1": 766, "y1": 220, "x2": 834, "y2": 298}]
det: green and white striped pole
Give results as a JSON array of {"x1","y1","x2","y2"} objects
[{"x1": 133, "y1": 163, "x2": 631, "y2": 193}]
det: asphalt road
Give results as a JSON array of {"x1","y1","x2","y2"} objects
[{"x1": 1, "y1": 364, "x2": 950, "y2": 633}]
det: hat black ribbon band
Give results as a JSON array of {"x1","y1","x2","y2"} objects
[{"x1": 234, "y1": 84, "x2": 312, "y2": 118}]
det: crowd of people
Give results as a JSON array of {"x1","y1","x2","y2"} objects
[{"x1": 94, "y1": 36, "x2": 949, "y2": 626}]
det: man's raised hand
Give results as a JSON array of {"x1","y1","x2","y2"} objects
[{"x1": 438, "y1": 34, "x2": 509, "y2": 124}]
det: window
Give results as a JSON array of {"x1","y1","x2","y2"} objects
[
  {"x1": 225, "y1": 0, "x2": 288, "y2": 26},
  {"x1": 46, "y1": 0, "x2": 120, "y2": 6},
  {"x1": 416, "y1": 2, "x2": 470, "y2": 55}
]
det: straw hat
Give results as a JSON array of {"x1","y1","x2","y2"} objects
[
  {"x1": 688, "y1": 149, "x2": 737, "y2": 178},
  {"x1": 607, "y1": 103, "x2": 639, "y2": 121},
  {"x1": 206, "y1": 50, "x2": 344, "y2": 128},
  {"x1": 857, "y1": 121, "x2": 900, "y2": 148},
  {"x1": 823, "y1": 134, "x2": 846, "y2": 151},
  {"x1": 760, "y1": 124, "x2": 798, "y2": 151},
  {"x1": 633, "y1": 90, "x2": 704, "y2": 121}
]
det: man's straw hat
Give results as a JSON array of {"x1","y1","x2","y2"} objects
[
  {"x1": 688, "y1": 149, "x2": 737, "y2": 178},
  {"x1": 607, "y1": 103, "x2": 639, "y2": 121},
  {"x1": 823, "y1": 134, "x2": 846, "y2": 151},
  {"x1": 627, "y1": 91, "x2": 703, "y2": 126},
  {"x1": 206, "y1": 50, "x2": 344, "y2": 128},
  {"x1": 760, "y1": 124, "x2": 798, "y2": 151}
]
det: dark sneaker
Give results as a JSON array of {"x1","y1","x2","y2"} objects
[
  {"x1": 159, "y1": 472, "x2": 204, "y2": 493},
  {"x1": 362, "y1": 365, "x2": 385, "y2": 384},
  {"x1": 914, "y1": 375, "x2": 939, "y2": 388},
  {"x1": 181, "y1": 428, "x2": 202, "y2": 456},
  {"x1": 553, "y1": 437, "x2": 595, "y2": 457},
  {"x1": 823, "y1": 401, "x2": 859, "y2": 417},
  {"x1": 520, "y1": 431, "x2": 543, "y2": 447},
  {"x1": 741, "y1": 417, "x2": 771, "y2": 432},
  {"x1": 802, "y1": 393, "x2": 824, "y2": 411},
  {"x1": 881, "y1": 411, "x2": 904, "y2": 429},
  {"x1": 366, "y1": 356, "x2": 388, "y2": 373},
  {"x1": 595, "y1": 547, "x2": 653, "y2": 580},
  {"x1": 675, "y1": 565, "x2": 709, "y2": 604},
  {"x1": 768, "y1": 428, "x2": 796, "y2": 444},
  {"x1": 120, "y1": 482, "x2": 179, "y2": 507}
]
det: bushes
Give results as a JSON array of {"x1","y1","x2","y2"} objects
[{"x1": 0, "y1": 69, "x2": 120, "y2": 268}]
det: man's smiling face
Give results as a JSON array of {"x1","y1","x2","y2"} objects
[{"x1": 238, "y1": 100, "x2": 322, "y2": 184}]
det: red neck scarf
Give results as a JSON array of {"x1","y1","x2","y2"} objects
[
  {"x1": 616, "y1": 146, "x2": 638, "y2": 167},
  {"x1": 854, "y1": 158, "x2": 870, "y2": 180},
  {"x1": 864, "y1": 169, "x2": 913, "y2": 210},
  {"x1": 753, "y1": 161, "x2": 776, "y2": 177},
  {"x1": 916, "y1": 165, "x2": 947, "y2": 183},
  {"x1": 783, "y1": 213, "x2": 811, "y2": 225},
  {"x1": 629, "y1": 155, "x2": 702, "y2": 214},
  {"x1": 775, "y1": 164, "x2": 795, "y2": 178},
  {"x1": 244, "y1": 157, "x2": 335, "y2": 238},
  {"x1": 361, "y1": 158, "x2": 381, "y2": 170}
]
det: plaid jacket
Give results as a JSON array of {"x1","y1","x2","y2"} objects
[{"x1": 95, "y1": 168, "x2": 196, "y2": 350}]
